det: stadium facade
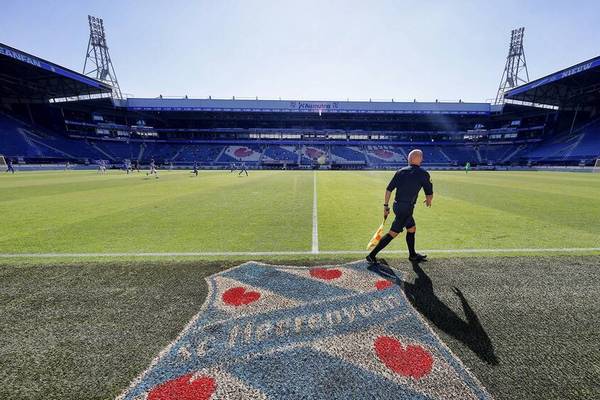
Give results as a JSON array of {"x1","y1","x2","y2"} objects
[{"x1": 1, "y1": 42, "x2": 599, "y2": 170}]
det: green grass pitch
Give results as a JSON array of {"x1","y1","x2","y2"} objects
[
  {"x1": 1, "y1": 170, "x2": 599, "y2": 399},
  {"x1": 0, "y1": 169, "x2": 599, "y2": 255}
]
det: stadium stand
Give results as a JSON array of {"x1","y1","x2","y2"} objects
[
  {"x1": 0, "y1": 113, "x2": 43, "y2": 158},
  {"x1": 142, "y1": 142, "x2": 181, "y2": 162},
  {"x1": 4, "y1": 103, "x2": 599, "y2": 169},
  {"x1": 480, "y1": 144, "x2": 520, "y2": 164},
  {"x1": 92, "y1": 140, "x2": 137, "y2": 161},
  {"x1": 330, "y1": 146, "x2": 367, "y2": 164},
  {"x1": 365, "y1": 146, "x2": 406, "y2": 166},
  {"x1": 1, "y1": 43, "x2": 599, "y2": 170},
  {"x1": 262, "y1": 145, "x2": 299, "y2": 163},
  {"x1": 440, "y1": 146, "x2": 478, "y2": 164},
  {"x1": 0, "y1": 113, "x2": 103, "y2": 160},
  {"x1": 31, "y1": 135, "x2": 102, "y2": 160},
  {"x1": 523, "y1": 118, "x2": 600, "y2": 163},
  {"x1": 172, "y1": 144, "x2": 225, "y2": 164}
]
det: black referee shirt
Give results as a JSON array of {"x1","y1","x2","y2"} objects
[{"x1": 386, "y1": 164, "x2": 434, "y2": 205}]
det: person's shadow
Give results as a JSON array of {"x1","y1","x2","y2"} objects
[{"x1": 370, "y1": 261, "x2": 498, "y2": 365}]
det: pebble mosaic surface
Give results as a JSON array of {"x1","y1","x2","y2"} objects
[{"x1": 117, "y1": 261, "x2": 492, "y2": 399}]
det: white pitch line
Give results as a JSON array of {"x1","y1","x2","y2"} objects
[
  {"x1": 312, "y1": 171, "x2": 319, "y2": 254},
  {"x1": 1, "y1": 247, "x2": 600, "y2": 258}
]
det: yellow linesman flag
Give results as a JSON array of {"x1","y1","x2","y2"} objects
[{"x1": 367, "y1": 218, "x2": 387, "y2": 251}]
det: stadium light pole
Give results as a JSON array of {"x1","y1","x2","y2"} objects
[
  {"x1": 83, "y1": 15, "x2": 123, "y2": 99},
  {"x1": 494, "y1": 27, "x2": 530, "y2": 105}
]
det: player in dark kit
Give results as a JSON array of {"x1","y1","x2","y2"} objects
[
  {"x1": 6, "y1": 158, "x2": 15, "y2": 174},
  {"x1": 366, "y1": 149, "x2": 433, "y2": 265}
]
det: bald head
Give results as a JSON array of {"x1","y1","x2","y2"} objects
[{"x1": 407, "y1": 149, "x2": 423, "y2": 166}]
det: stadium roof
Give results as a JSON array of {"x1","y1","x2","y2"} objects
[
  {"x1": 0, "y1": 43, "x2": 112, "y2": 102},
  {"x1": 504, "y1": 55, "x2": 600, "y2": 107},
  {"x1": 123, "y1": 98, "x2": 492, "y2": 115}
]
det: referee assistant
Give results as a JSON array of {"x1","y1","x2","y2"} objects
[{"x1": 367, "y1": 149, "x2": 433, "y2": 264}]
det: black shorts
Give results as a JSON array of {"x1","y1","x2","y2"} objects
[{"x1": 390, "y1": 202, "x2": 416, "y2": 233}]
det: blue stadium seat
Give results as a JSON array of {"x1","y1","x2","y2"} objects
[
  {"x1": 263, "y1": 146, "x2": 299, "y2": 163},
  {"x1": 330, "y1": 146, "x2": 366, "y2": 163}
]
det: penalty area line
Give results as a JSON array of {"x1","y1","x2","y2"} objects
[{"x1": 1, "y1": 247, "x2": 600, "y2": 258}]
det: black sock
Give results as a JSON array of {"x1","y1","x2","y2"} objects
[
  {"x1": 406, "y1": 232, "x2": 416, "y2": 256},
  {"x1": 369, "y1": 234, "x2": 394, "y2": 258}
]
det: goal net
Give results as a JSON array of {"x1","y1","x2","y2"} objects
[
  {"x1": 0, "y1": 155, "x2": 6, "y2": 170},
  {"x1": 593, "y1": 158, "x2": 600, "y2": 173}
]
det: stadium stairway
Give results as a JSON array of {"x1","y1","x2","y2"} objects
[
  {"x1": 502, "y1": 144, "x2": 527, "y2": 163},
  {"x1": 475, "y1": 147, "x2": 482, "y2": 163},
  {"x1": 17, "y1": 126, "x2": 44, "y2": 157},
  {"x1": 438, "y1": 147, "x2": 453, "y2": 163},
  {"x1": 27, "y1": 136, "x2": 76, "y2": 159},
  {"x1": 91, "y1": 142, "x2": 117, "y2": 161},
  {"x1": 0, "y1": 113, "x2": 45, "y2": 157},
  {"x1": 480, "y1": 144, "x2": 518, "y2": 164},
  {"x1": 215, "y1": 146, "x2": 227, "y2": 163},
  {"x1": 137, "y1": 143, "x2": 145, "y2": 162},
  {"x1": 170, "y1": 145, "x2": 185, "y2": 162}
]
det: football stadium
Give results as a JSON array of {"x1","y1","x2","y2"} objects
[{"x1": 1, "y1": 5, "x2": 599, "y2": 400}]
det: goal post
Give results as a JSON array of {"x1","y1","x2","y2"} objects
[
  {"x1": 593, "y1": 158, "x2": 600, "y2": 173},
  {"x1": 0, "y1": 155, "x2": 6, "y2": 170}
]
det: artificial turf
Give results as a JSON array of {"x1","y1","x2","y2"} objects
[
  {"x1": 0, "y1": 256, "x2": 598, "y2": 399},
  {"x1": 0, "y1": 170, "x2": 599, "y2": 255}
]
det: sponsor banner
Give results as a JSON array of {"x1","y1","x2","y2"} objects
[{"x1": 118, "y1": 261, "x2": 492, "y2": 400}]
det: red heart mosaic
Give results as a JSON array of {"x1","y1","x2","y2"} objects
[
  {"x1": 148, "y1": 374, "x2": 216, "y2": 400},
  {"x1": 234, "y1": 147, "x2": 253, "y2": 157},
  {"x1": 374, "y1": 336, "x2": 433, "y2": 379},
  {"x1": 222, "y1": 286, "x2": 261, "y2": 306},
  {"x1": 375, "y1": 280, "x2": 393, "y2": 290},
  {"x1": 309, "y1": 268, "x2": 342, "y2": 280}
]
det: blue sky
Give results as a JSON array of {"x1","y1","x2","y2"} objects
[{"x1": 2, "y1": 0, "x2": 598, "y2": 102}]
